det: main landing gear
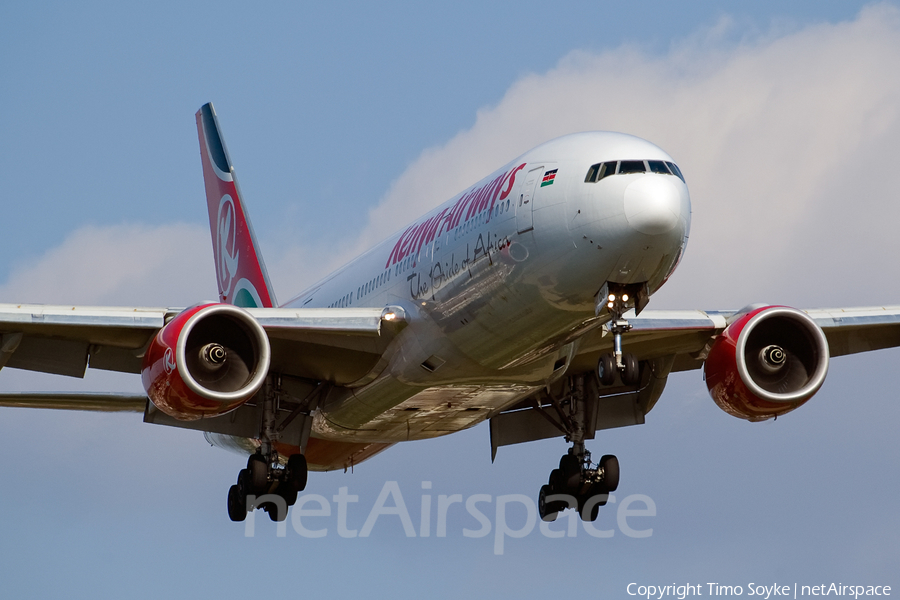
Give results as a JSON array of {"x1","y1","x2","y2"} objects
[
  {"x1": 597, "y1": 287, "x2": 640, "y2": 386},
  {"x1": 226, "y1": 376, "x2": 311, "y2": 522},
  {"x1": 539, "y1": 450, "x2": 619, "y2": 522},
  {"x1": 536, "y1": 374, "x2": 621, "y2": 522},
  {"x1": 227, "y1": 452, "x2": 308, "y2": 522}
]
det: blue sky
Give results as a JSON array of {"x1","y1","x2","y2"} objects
[{"x1": 1, "y1": 2, "x2": 899, "y2": 597}]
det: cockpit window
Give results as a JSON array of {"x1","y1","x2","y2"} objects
[
  {"x1": 648, "y1": 160, "x2": 670, "y2": 174},
  {"x1": 584, "y1": 159, "x2": 685, "y2": 183},
  {"x1": 618, "y1": 160, "x2": 645, "y2": 174},
  {"x1": 597, "y1": 162, "x2": 615, "y2": 181},
  {"x1": 665, "y1": 161, "x2": 685, "y2": 183},
  {"x1": 584, "y1": 161, "x2": 616, "y2": 182}
]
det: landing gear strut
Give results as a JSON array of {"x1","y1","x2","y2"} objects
[
  {"x1": 226, "y1": 376, "x2": 311, "y2": 522},
  {"x1": 537, "y1": 374, "x2": 620, "y2": 522},
  {"x1": 597, "y1": 285, "x2": 641, "y2": 386}
]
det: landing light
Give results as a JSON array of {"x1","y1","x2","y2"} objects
[
  {"x1": 622, "y1": 294, "x2": 629, "y2": 302},
  {"x1": 607, "y1": 302, "x2": 614, "y2": 309},
  {"x1": 608, "y1": 294, "x2": 616, "y2": 301},
  {"x1": 383, "y1": 312, "x2": 397, "y2": 321}
]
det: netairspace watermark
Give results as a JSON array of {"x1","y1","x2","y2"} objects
[
  {"x1": 242, "y1": 480, "x2": 656, "y2": 554},
  {"x1": 626, "y1": 583, "x2": 892, "y2": 600}
]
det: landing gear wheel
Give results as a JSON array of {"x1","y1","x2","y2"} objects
[
  {"x1": 559, "y1": 453, "x2": 580, "y2": 476},
  {"x1": 263, "y1": 502, "x2": 287, "y2": 522},
  {"x1": 622, "y1": 353, "x2": 640, "y2": 386},
  {"x1": 227, "y1": 484, "x2": 246, "y2": 522},
  {"x1": 538, "y1": 484, "x2": 558, "y2": 522},
  {"x1": 600, "y1": 454, "x2": 619, "y2": 492},
  {"x1": 549, "y1": 468, "x2": 564, "y2": 492},
  {"x1": 279, "y1": 484, "x2": 298, "y2": 507},
  {"x1": 236, "y1": 468, "x2": 250, "y2": 497},
  {"x1": 287, "y1": 454, "x2": 308, "y2": 492},
  {"x1": 558, "y1": 454, "x2": 581, "y2": 493},
  {"x1": 578, "y1": 489, "x2": 604, "y2": 522},
  {"x1": 247, "y1": 455, "x2": 268, "y2": 494},
  {"x1": 598, "y1": 353, "x2": 616, "y2": 386}
]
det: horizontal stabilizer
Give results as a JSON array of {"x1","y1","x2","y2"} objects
[{"x1": 0, "y1": 392, "x2": 146, "y2": 412}]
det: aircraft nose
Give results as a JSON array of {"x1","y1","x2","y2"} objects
[{"x1": 623, "y1": 175, "x2": 682, "y2": 235}]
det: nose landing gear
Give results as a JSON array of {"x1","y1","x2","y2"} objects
[{"x1": 597, "y1": 285, "x2": 641, "y2": 386}]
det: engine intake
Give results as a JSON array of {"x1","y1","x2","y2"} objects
[
  {"x1": 142, "y1": 303, "x2": 271, "y2": 420},
  {"x1": 704, "y1": 306, "x2": 829, "y2": 421}
]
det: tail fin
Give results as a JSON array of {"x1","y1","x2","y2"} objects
[{"x1": 196, "y1": 102, "x2": 277, "y2": 308}]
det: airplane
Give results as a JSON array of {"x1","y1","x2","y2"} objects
[{"x1": 2, "y1": 102, "x2": 899, "y2": 524}]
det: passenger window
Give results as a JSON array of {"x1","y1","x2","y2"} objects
[
  {"x1": 618, "y1": 160, "x2": 645, "y2": 174},
  {"x1": 648, "y1": 160, "x2": 670, "y2": 174},
  {"x1": 665, "y1": 161, "x2": 685, "y2": 183}
]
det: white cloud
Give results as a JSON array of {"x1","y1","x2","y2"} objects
[
  {"x1": 0, "y1": 223, "x2": 217, "y2": 307},
  {"x1": 347, "y1": 3, "x2": 900, "y2": 309},
  {"x1": 4, "y1": 5, "x2": 900, "y2": 313}
]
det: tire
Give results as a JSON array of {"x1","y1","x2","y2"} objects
[
  {"x1": 600, "y1": 454, "x2": 620, "y2": 492},
  {"x1": 578, "y1": 493, "x2": 602, "y2": 521},
  {"x1": 236, "y1": 468, "x2": 250, "y2": 496},
  {"x1": 279, "y1": 483, "x2": 298, "y2": 507},
  {"x1": 549, "y1": 468, "x2": 564, "y2": 491},
  {"x1": 598, "y1": 353, "x2": 616, "y2": 386},
  {"x1": 538, "y1": 484, "x2": 558, "y2": 522},
  {"x1": 559, "y1": 453, "x2": 582, "y2": 493},
  {"x1": 262, "y1": 501, "x2": 288, "y2": 522},
  {"x1": 559, "y1": 453, "x2": 580, "y2": 476},
  {"x1": 247, "y1": 456, "x2": 268, "y2": 495},
  {"x1": 227, "y1": 484, "x2": 246, "y2": 522},
  {"x1": 287, "y1": 454, "x2": 308, "y2": 492},
  {"x1": 622, "y1": 354, "x2": 640, "y2": 385}
]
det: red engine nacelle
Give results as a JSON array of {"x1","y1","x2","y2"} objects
[
  {"x1": 704, "y1": 306, "x2": 830, "y2": 422},
  {"x1": 141, "y1": 303, "x2": 271, "y2": 421}
]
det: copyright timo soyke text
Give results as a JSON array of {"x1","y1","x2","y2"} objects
[{"x1": 627, "y1": 583, "x2": 891, "y2": 600}]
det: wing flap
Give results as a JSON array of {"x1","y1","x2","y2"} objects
[{"x1": 5, "y1": 336, "x2": 90, "y2": 377}]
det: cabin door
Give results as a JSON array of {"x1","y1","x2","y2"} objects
[{"x1": 516, "y1": 165, "x2": 543, "y2": 234}]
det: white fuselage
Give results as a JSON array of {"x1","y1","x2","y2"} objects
[{"x1": 286, "y1": 132, "x2": 691, "y2": 443}]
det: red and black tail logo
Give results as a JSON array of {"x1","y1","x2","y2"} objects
[{"x1": 196, "y1": 103, "x2": 277, "y2": 308}]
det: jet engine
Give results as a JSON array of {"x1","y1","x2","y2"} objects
[
  {"x1": 141, "y1": 303, "x2": 271, "y2": 421},
  {"x1": 704, "y1": 306, "x2": 829, "y2": 422}
]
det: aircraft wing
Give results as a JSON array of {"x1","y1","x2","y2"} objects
[
  {"x1": 489, "y1": 305, "x2": 900, "y2": 457},
  {"x1": 569, "y1": 305, "x2": 900, "y2": 374},
  {"x1": 0, "y1": 303, "x2": 406, "y2": 406}
]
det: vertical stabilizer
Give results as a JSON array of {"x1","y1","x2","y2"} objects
[{"x1": 196, "y1": 103, "x2": 277, "y2": 308}]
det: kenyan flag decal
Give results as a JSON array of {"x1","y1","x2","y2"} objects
[{"x1": 541, "y1": 169, "x2": 558, "y2": 187}]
